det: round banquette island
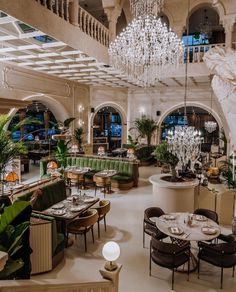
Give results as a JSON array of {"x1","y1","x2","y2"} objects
[{"x1": 149, "y1": 174, "x2": 198, "y2": 213}]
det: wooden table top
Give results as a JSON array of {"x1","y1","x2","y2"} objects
[
  {"x1": 43, "y1": 195, "x2": 99, "y2": 220},
  {"x1": 154, "y1": 212, "x2": 221, "y2": 242}
]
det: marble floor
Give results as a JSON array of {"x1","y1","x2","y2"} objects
[{"x1": 24, "y1": 165, "x2": 236, "y2": 292}]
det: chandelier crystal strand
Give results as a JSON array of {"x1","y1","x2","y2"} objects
[
  {"x1": 204, "y1": 84, "x2": 217, "y2": 133},
  {"x1": 108, "y1": 14, "x2": 184, "y2": 87},
  {"x1": 130, "y1": 0, "x2": 164, "y2": 18},
  {"x1": 166, "y1": 0, "x2": 203, "y2": 168}
]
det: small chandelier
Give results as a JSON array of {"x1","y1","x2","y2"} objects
[
  {"x1": 198, "y1": 9, "x2": 212, "y2": 38},
  {"x1": 108, "y1": 0, "x2": 183, "y2": 87},
  {"x1": 204, "y1": 83, "x2": 217, "y2": 133}
]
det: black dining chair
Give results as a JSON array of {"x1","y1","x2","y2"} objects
[
  {"x1": 198, "y1": 236, "x2": 236, "y2": 289},
  {"x1": 150, "y1": 236, "x2": 190, "y2": 290},
  {"x1": 193, "y1": 208, "x2": 219, "y2": 224},
  {"x1": 143, "y1": 207, "x2": 167, "y2": 248}
]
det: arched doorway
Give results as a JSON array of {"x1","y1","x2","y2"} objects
[
  {"x1": 92, "y1": 106, "x2": 123, "y2": 153},
  {"x1": 161, "y1": 106, "x2": 220, "y2": 152},
  {"x1": 8, "y1": 101, "x2": 58, "y2": 142},
  {"x1": 186, "y1": 5, "x2": 225, "y2": 45}
]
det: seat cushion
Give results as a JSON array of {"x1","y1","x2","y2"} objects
[{"x1": 111, "y1": 175, "x2": 133, "y2": 183}]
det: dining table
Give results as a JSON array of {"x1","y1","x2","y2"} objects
[
  {"x1": 153, "y1": 212, "x2": 221, "y2": 272},
  {"x1": 65, "y1": 167, "x2": 91, "y2": 189},
  {"x1": 41, "y1": 193, "x2": 99, "y2": 246},
  {"x1": 94, "y1": 170, "x2": 117, "y2": 194}
]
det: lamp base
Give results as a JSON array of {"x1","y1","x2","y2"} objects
[{"x1": 104, "y1": 261, "x2": 118, "y2": 271}]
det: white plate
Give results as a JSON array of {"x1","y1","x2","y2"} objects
[
  {"x1": 52, "y1": 203, "x2": 64, "y2": 209},
  {"x1": 168, "y1": 227, "x2": 183, "y2": 235},
  {"x1": 195, "y1": 215, "x2": 207, "y2": 221},
  {"x1": 53, "y1": 210, "x2": 66, "y2": 216},
  {"x1": 163, "y1": 214, "x2": 176, "y2": 220},
  {"x1": 70, "y1": 206, "x2": 84, "y2": 212},
  {"x1": 84, "y1": 198, "x2": 95, "y2": 203},
  {"x1": 201, "y1": 227, "x2": 217, "y2": 235}
]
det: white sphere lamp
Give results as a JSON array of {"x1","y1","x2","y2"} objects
[{"x1": 102, "y1": 241, "x2": 120, "y2": 271}]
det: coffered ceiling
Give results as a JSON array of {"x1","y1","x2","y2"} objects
[{"x1": 0, "y1": 11, "x2": 211, "y2": 89}]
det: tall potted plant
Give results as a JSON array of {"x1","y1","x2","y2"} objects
[
  {"x1": 74, "y1": 127, "x2": 84, "y2": 151},
  {"x1": 134, "y1": 116, "x2": 157, "y2": 147},
  {"x1": 155, "y1": 142, "x2": 179, "y2": 182},
  {"x1": 0, "y1": 115, "x2": 27, "y2": 199}
]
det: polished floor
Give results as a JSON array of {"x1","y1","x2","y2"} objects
[{"x1": 26, "y1": 165, "x2": 235, "y2": 292}]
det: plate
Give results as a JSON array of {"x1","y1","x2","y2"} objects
[
  {"x1": 84, "y1": 198, "x2": 95, "y2": 203},
  {"x1": 201, "y1": 227, "x2": 217, "y2": 235},
  {"x1": 163, "y1": 214, "x2": 176, "y2": 220},
  {"x1": 195, "y1": 215, "x2": 207, "y2": 221},
  {"x1": 52, "y1": 203, "x2": 64, "y2": 209},
  {"x1": 53, "y1": 210, "x2": 66, "y2": 216},
  {"x1": 168, "y1": 227, "x2": 184, "y2": 235},
  {"x1": 70, "y1": 206, "x2": 84, "y2": 212}
]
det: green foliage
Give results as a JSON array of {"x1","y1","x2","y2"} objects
[
  {"x1": 127, "y1": 135, "x2": 138, "y2": 149},
  {"x1": 0, "y1": 115, "x2": 28, "y2": 187},
  {"x1": 136, "y1": 146, "x2": 156, "y2": 161},
  {"x1": 74, "y1": 127, "x2": 84, "y2": 147},
  {"x1": 219, "y1": 129, "x2": 227, "y2": 155},
  {"x1": 218, "y1": 159, "x2": 236, "y2": 188},
  {"x1": 63, "y1": 118, "x2": 75, "y2": 128},
  {"x1": 54, "y1": 140, "x2": 69, "y2": 168},
  {"x1": 134, "y1": 116, "x2": 157, "y2": 147},
  {"x1": 0, "y1": 201, "x2": 31, "y2": 279},
  {"x1": 155, "y1": 142, "x2": 179, "y2": 167}
]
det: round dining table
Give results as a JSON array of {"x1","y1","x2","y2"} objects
[
  {"x1": 154, "y1": 212, "x2": 221, "y2": 242},
  {"x1": 153, "y1": 212, "x2": 221, "y2": 272}
]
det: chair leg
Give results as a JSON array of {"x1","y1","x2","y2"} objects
[
  {"x1": 220, "y1": 267, "x2": 223, "y2": 289},
  {"x1": 91, "y1": 227, "x2": 94, "y2": 243},
  {"x1": 97, "y1": 221, "x2": 100, "y2": 238},
  {"x1": 95, "y1": 185, "x2": 97, "y2": 197},
  {"x1": 143, "y1": 222, "x2": 145, "y2": 248},
  {"x1": 198, "y1": 259, "x2": 200, "y2": 279},
  {"x1": 104, "y1": 216, "x2": 107, "y2": 232},
  {"x1": 187, "y1": 254, "x2": 190, "y2": 281},
  {"x1": 172, "y1": 269, "x2": 175, "y2": 291},
  {"x1": 84, "y1": 232, "x2": 87, "y2": 252}
]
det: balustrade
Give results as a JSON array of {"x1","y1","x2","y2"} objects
[
  {"x1": 35, "y1": 0, "x2": 110, "y2": 47},
  {"x1": 185, "y1": 43, "x2": 225, "y2": 63}
]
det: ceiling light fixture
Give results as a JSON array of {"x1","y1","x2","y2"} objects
[{"x1": 108, "y1": 0, "x2": 183, "y2": 87}]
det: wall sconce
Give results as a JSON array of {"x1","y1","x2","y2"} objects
[
  {"x1": 78, "y1": 119, "x2": 84, "y2": 126},
  {"x1": 139, "y1": 107, "x2": 145, "y2": 116},
  {"x1": 78, "y1": 105, "x2": 85, "y2": 113},
  {"x1": 102, "y1": 241, "x2": 120, "y2": 271}
]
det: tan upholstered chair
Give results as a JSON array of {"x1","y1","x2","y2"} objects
[
  {"x1": 67, "y1": 209, "x2": 98, "y2": 252},
  {"x1": 93, "y1": 175, "x2": 111, "y2": 197},
  {"x1": 93, "y1": 200, "x2": 111, "y2": 238}
]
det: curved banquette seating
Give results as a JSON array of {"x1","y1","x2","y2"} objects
[{"x1": 40, "y1": 156, "x2": 139, "y2": 190}]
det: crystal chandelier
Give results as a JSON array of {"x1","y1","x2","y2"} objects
[
  {"x1": 108, "y1": 0, "x2": 183, "y2": 87},
  {"x1": 198, "y1": 9, "x2": 212, "y2": 38},
  {"x1": 166, "y1": 0, "x2": 203, "y2": 167},
  {"x1": 204, "y1": 84, "x2": 217, "y2": 133},
  {"x1": 130, "y1": 0, "x2": 164, "y2": 18},
  {"x1": 204, "y1": 121, "x2": 217, "y2": 133},
  {"x1": 167, "y1": 127, "x2": 202, "y2": 166}
]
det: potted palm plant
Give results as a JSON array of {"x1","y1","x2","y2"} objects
[
  {"x1": 134, "y1": 116, "x2": 157, "y2": 147},
  {"x1": 74, "y1": 127, "x2": 84, "y2": 151}
]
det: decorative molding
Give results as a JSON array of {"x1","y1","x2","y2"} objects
[{"x1": 2, "y1": 66, "x2": 71, "y2": 98}]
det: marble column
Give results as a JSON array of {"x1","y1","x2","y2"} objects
[
  {"x1": 104, "y1": 6, "x2": 122, "y2": 41},
  {"x1": 222, "y1": 17, "x2": 236, "y2": 48}
]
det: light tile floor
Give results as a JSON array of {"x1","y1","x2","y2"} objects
[{"x1": 24, "y1": 165, "x2": 236, "y2": 292}]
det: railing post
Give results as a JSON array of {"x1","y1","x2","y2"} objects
[
  {"x1": 100, "y1": 264, "x2": 122, "y2": 292},
  {"x1": 69, "y1": 0, "x2": 79, "y2": 26}
]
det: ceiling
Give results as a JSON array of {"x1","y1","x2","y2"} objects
[{"x1": 0, "y1": 11, "x2": 211, "y2": 89}]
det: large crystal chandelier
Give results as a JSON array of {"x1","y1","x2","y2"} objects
[
  {"x1": 108, "y1": 0, "x2": 183, "y2": 87},
  {"x1": 166, "y1": 0, "x2": 203, "y2": 168},
  {"x1": 198, "y1": 9, "x2": 213, "y2": 39},
  {"x1": 167, "y1": 126, "x2": 203, "y2": 166}
]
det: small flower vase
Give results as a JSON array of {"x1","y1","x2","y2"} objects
[{"x1": 232, "y1": 217, "x2": 236, "y2": 235}]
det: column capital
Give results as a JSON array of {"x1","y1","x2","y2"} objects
[
  {"x1": 104, "y1": 5, "x2": 122, "y2": 23},
  {"x1": 222, "y1": 15, "x2": 236, "y2": 32}
]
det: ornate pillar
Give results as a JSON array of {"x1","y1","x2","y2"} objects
[
  {"x1": 68, "y1": 0, "x2": 79, "y2": 26},
  {"x1": 173, "y1": 24, "x2": 185, "y2": 39},
  {"x1": 222, "y1": 16, "x2": 236, "y2": 48},
  {"x1": 103, "y1": 6, "x2": 122, "y2": 41}
]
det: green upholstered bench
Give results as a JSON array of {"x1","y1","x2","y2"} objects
[
  {"x1": 17, "y1": 179, "x2": 67, "y2": 211},
  {"x1": 40, "y1": 156, "x2": 139, "y2": 190}
]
